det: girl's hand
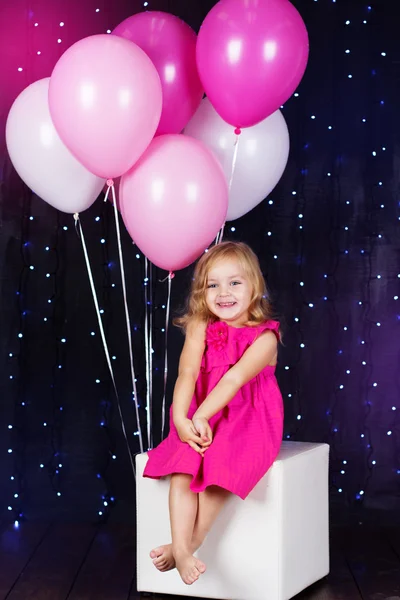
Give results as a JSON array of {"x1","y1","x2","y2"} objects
[
  {"x1": 192, "y1": 416, "x2": 213, "y2": 453},
  {"x1": 174, "y1": 418, "x2": 206, "y2": 455}
]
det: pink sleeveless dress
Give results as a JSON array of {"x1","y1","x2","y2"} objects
[{"x1": 143, "y1": 320, "x2": 283, "y2": 499}]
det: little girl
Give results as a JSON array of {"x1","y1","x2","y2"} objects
[{"x1": 143, "y1": 241, "x2": 283, "y2": 586}]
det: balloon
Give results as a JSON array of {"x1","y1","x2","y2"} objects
[
  {"x1": 184, "y1": 98, "x2": 289, "y2": 221},
  {"x1": 6, "y1": 78, "x2": 104, "y2": 213},
  {"x1": 49, "y1": 34, "x2": 162, "y2": 178},
  {"x1": 113, "y1": 11, "x2": 204, "y2": 135},
  {"x1": 196, "y1": 0, "x2": 309, "y2": 129},
  {"x1": 120, "y1": 135, "x2": 228, "y2": 271}
]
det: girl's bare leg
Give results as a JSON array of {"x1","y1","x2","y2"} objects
[
  {"x1": 191, "y1": 485, "x2": 231, "y2": 549},
  {"x1": 169, "y1": 474, "x2": 206, "y2": 584},
  {"x1": 151, "y1": 484, "x2": 230, "y2": 580}
]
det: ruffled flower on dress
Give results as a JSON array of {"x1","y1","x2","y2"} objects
[{"x1": 206, "y1": 321, "x2": 229, "y2": 352}]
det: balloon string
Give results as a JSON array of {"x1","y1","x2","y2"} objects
[
  {"x1": 149, "y1": 263, "x2": 153, "y2": 448},
  {"x1": 215, "y1": 133, "x2": 240, "y2": 245},
  {"x1": 73, "y1": 213, "x2": 137, "y2": 479},
  {"x1": 144, "y1": 257, "x2": 153, "y2": 450},
  {"x1": 104, "y1": 178, "x2": 114, "y2": 203},
  {"x1": 109, "y1": 183, "x2": 144, "y2": 454},
  {"x1": 161, "y1": 271, "x2": 174, "y2": 440},
  {"x1": 229, "y1": 133, "x2": 240, "y2": 191},
  {"x1": 216, "y1": 224, "x2": 225, "y2": 245}
]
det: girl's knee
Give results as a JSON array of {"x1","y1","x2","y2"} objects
[{"x1": 170, "y1": 473, "x2": 193, "y2": 490}]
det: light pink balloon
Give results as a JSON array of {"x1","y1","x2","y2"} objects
[
  {"x1": 113, "y1": 11, "x2": 204, "y2": 135},
  {"x1": 196, "y1": 0, "x2": 309, "y2": 129},
  {"x1": 49, "y1": 34, "x2": 162, "y2": 178},
  {"x1": 120, "y1": 135, "x2": 228, "y2": 271}
]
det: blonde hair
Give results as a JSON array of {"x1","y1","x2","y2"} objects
[{"x1": 174, "y1": 241, "x2": 275, "y2": 330}]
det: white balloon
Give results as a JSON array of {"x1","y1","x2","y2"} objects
[
  {"x1": 6, "y1": 78, "x2": 105, "y2": 213},
  {"x1": 184, "y1": 98, "x2": 290, "y2": 221}
]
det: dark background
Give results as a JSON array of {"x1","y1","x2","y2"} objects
[{"x1": 0, "y1": 0, "x2": 399, "y2": 525}]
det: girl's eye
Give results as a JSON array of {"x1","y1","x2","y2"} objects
[
  {"x1": 231, "y1": 281, "x2": 241, "y2": 286},
  {"x1": 207, "y1": 283, "x2": 217, "y2": 288}
]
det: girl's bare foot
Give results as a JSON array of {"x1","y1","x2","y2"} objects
[
  {"x1": 149, "y1": 545, "x2": 175, "y2": 572},
  {"x1": 174, "y1": 551, "x2": 206, "y2": 585}
]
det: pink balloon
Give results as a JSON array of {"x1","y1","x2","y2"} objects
[
  {"x1": 49, "y1": 34, "x2": 162, "y2": 178},
  {"x1": 112, "y1": 12, "x2": 204, "y2": 135},
  {"x1": 196, "y1": 0, "x2": 309, "y2": 129},
  {"x1": 120, "y1": 135, "x2": 228, "y2": 271}
]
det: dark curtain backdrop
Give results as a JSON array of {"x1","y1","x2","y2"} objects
[{"x1": 0, "y1": 0, "x2": 399, "y2": 524}]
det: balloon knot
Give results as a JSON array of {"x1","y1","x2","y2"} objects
[
  {"x1": 169, "y1": 271, "x2": 175, "y2": 280},
  {"x1": 234, "y1": 127, "x2": 242, "y2": 136},
  {"x1": 106, "y1": 179, "x2": 114, "y2": 187}
]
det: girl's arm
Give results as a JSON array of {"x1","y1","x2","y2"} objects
[
  {"x1": 193, "y1": 330, "x2": 278, "y2": 422},
  {"x1": 172, "y1": 318, "x2": 207, "y2": 426}
]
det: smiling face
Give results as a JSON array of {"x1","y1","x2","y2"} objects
[{"x1": 205, "y1": 257, "x2": 253, "y2": 327}]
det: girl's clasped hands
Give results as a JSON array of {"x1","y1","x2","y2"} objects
[{"x1": 175, "y1": 416, "x2": 213, "y2": 456}]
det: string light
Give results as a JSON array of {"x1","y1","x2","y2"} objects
[
  {"x1": 273, "y1": 0, "x2": 399, "y2": 508},
  {"x1": 4, "y1": 0, "x2": 398, "y2": 525}
]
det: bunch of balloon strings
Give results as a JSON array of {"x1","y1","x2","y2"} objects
[
  {"x1": 73, "y1": 181, "x2": 173, "y2": 479},
  {"x1": 144, "y1": 258, "x2": 173, "y2": 446}
]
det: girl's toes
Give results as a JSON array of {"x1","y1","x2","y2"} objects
[{"x1": 196, "y1": 560, "x2": 206, "y2": 574}]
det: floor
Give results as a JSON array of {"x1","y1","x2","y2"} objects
[{"x1": 0, "y1": 519, "x2": 399, "y2": 599}]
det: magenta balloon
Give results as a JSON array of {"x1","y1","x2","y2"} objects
[
  {"x1": 196, "y1": 0, "x2": 309, "y2": 129},
  {"x1": 49, "y1": 34, "x2": 162, "y2": 178},
  {"x1": 113, "y1": 11, "x2": 204, "y2": 135},
  {"x1": 120, "y1": 135, "x2": 228, "y2": 271}
]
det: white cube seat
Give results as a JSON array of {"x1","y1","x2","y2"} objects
[{"x1": 136, "y1": 441, "x2": 330, "y2": 600}]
